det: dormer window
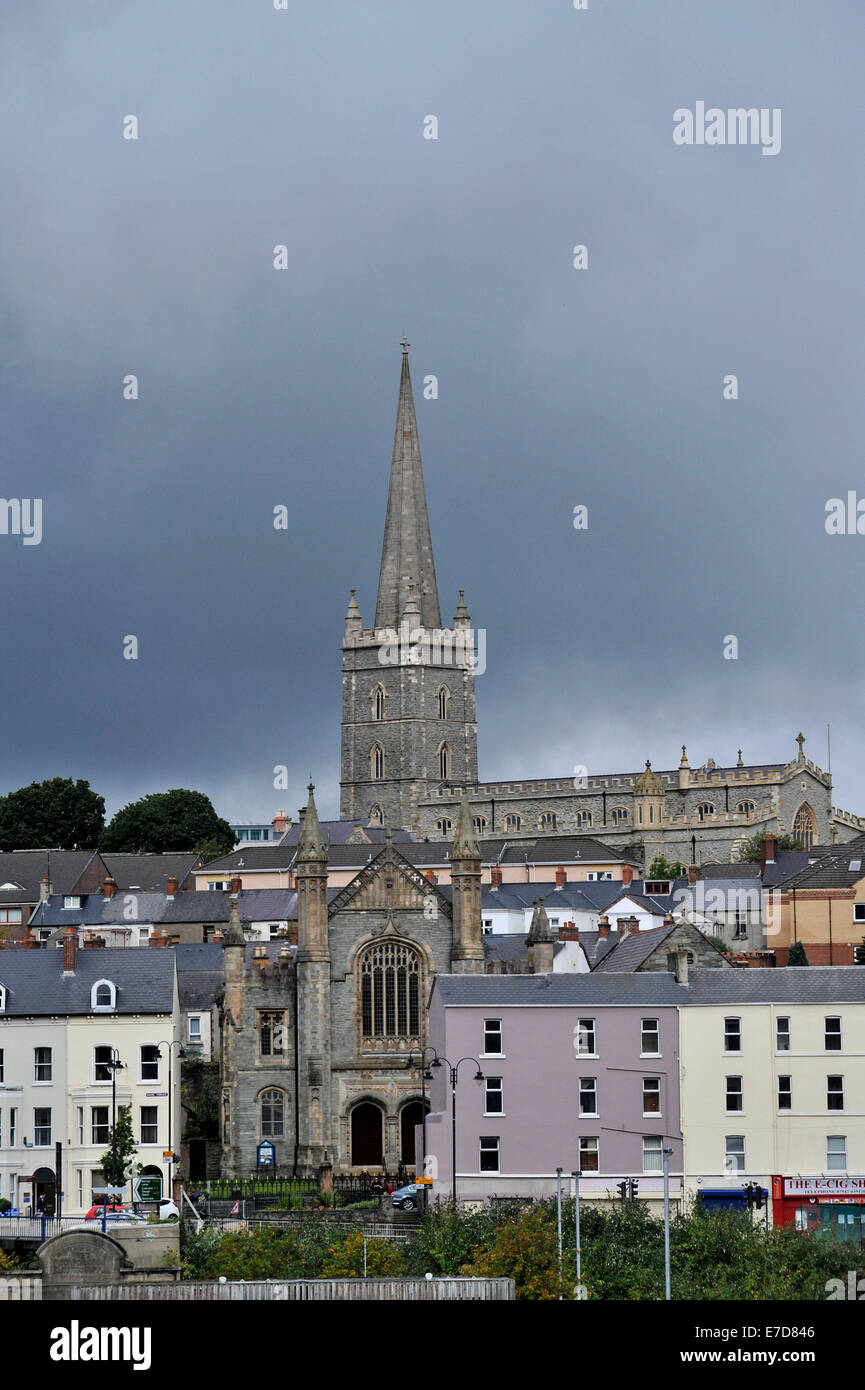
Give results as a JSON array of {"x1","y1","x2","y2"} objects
[
  {"x1": 63, "y1": 896, "x2": 82, "y2": 910},
  {"x1": 91, "y1": 979, "x2": 116, "y2": 1011}
]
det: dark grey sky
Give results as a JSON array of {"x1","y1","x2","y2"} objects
[{"x1": 2, "y1": 1, "x2": 864, "y2": 825}]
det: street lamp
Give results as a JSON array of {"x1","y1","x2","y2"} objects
[
  {"x1": 156, "y1": 1041, "x2": 186, "y2": 1201},
  {"x1": 404, "y1": 1047, "x2": 437, "y2": 1207},
  {"x1": 663, "y1": 1147, "x2": 674, "y2": 1301},
  {"x1": 430, "y1": 1055, "x2": 484, "y2": 1204}
]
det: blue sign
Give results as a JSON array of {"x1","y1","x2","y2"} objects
[{"x1": 257, "y1": 1141, "x2": 275, "y2": 1168}]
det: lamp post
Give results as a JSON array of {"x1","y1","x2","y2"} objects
[
  {"x1": 404, "y1": 1047, "x2": 437, "y2": 1206},
  {"x1": 663, "y1": 1147, "x2": 674, "y2": 1301},
  {"x1": 106, "y1": 1051, "x2": 125, "y2": 1188},
  {"x1": 430, "y1": 1055, "x2": 484, "y2": 1205},
  {"x1": 156, "y1": 1040, "x2": 186, "y2": 1202}
]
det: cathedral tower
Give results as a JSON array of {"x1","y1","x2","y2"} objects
[{"x1": 340, "y1": 342, "x2": 479, "y2": 831}]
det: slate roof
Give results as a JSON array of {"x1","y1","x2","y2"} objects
[
  {"x1": 175, "y1": 943, "x2": 224, "y2": 1010},
  {"x1": 435, "y1": 966, "x2": 865, "y2": 1007},
  {"x1": 30, "y1": 888, "x2": 300, "y2": 930},
  {"x1": 773, "y1": 851, "x2": 865, "y2": 891},
  {"x1": 0, "y1": 948, "x2": 176, "y2": 1016},
  {"x1": 482, "y1": 881, "x2": 670, "y2": 917},
  {"x1": 591, "y1": 924, "x2": 677, "y2": 973},
  {"x1": 0, "y1": 850, "x2": 104, "y2": 904},
  {"x1": 100, "y1": 853, "x2": 201, "y2": 891},
  {"x1": 277, "y1": 822, "x2": 414, "y2": 848},
  {"x1": 482, "y1": 934, "x2": 529, "y2": 964}
]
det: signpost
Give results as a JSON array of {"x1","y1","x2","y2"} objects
[{"x1": 134, "y1": 1176, "x2": 163, "y2": 1203}]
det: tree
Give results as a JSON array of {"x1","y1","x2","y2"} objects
[
  {"x1": 705, "y1": 934, "x2": 732, "y2": 957},
  {"x1": 194, "y1": 836, "x2": 232, "y2": 865},
  {"x1": 647, "y1": 855, "x2": 684, "y2": 880},
  {"x1": 100, "y1": 1105, "x2": 140, "y2": 1186},
  {"x1": 736, "y1": 832, "x2": 804, "y2": 864},
  {"x1": 786, "y1": 941, "x2": 809, "y2": 967},
  {"x1": 0, "y1": 777, "x2": 104, "y2": 851},
  {"x1": 855, "y1": 936, "x2": 865, "y2": 966},
  {"x1": 100, "y1": 789, "x2": 234, "y2": 855}
]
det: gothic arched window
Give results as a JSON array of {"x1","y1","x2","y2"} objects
[
  {"x1": 504, "y1": 814, "x2": 521, "y2": 831},
  {"x1": 439, "y1": 744, "x2": 451, "y2": 780},
  {"x1": 368, "y1": 804, "x2": 384, "y2": 826},
  {"x1": 610, "y1": 807, "x2": 629, "y2": 825},
  {"x1": 260, "y1": 1088, "x2": 286, "y2": 1137},
  {"x1": 697, "y1": 802, "x2": 715, "y2": 821},
  {"x1": 435, "y1": 817, "x2": 452, "y2": 836},
  {"x1": 793, "y1": 803, "x2": 817, "y2": 849},
  {"x1": 371, "y1": 745, "x2": 384, "y2": 780},
  {"x1": 736, "y1": 800, "x2": 756, "y2": 816},
  {"x1": 438, "y1": 686, "x2": 450, "y2": 720},
  {"x1": 539, "y1": 812, "x2": 557, "y2": 831},
  {"x1": 473, "y1": 816, "x2": 487, "y2": 833},
  {"x1": 372, "y1": 685, "x2": 385, "y2": 720},
  {"x1": 575, "y1": 810, "x2": 593, "y2": 830},
  {"x1": 360, "y1": 941, "x2": 421, "y2": 1045}
]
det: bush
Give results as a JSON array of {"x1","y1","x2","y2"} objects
[{"x1": 321, "y1": 1232, "x2": 405, "y2": 1279}]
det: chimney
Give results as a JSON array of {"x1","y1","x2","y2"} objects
[
  {"x1": 166, "y1": 876, "x2": 179, "y2": 899},
  {"x1": 230, "y1": 875, "x2": 242, "y2": 896},
  {"x1": 39, "y1": 876, "x2": 52, "y2": 903},
  {"x1": 62, "y1": 926, "x2": 76, "y2": 974},
  {"x1": 103, "y1": 876, "x2": 118, "y2": 900},
  {"x1": 663, "y1": 911, "x2": 674, "y2": 927},
  {"x1": 20, "y1": 930, "x2": 39, "y2": 950},
  {"x1": 668, "y1": 947, "x2": 689, "y2": 985},
  {"x1": 598, "y1": 914, "x2": 610, "y2": 939},
  {"x1": 761, "y1": 834, "x2": 777, "y2": 870},
  {"x1": 688, "y1": 863, "x2": 699, "y2": 885},
  {"x1": 424, "y1": 869, "x2": 436, "y2": 883},
  {"x1": 555, "y1": 866, "x2": 566, "y2": 888},
  {"x1": 490, "y1": 866, "x2": 503, "y2": 889},
  {"x1": 83, "y1": 932, "x2": 105, "y2": 949},
  {"x1": 627, "y1": 919, "x2": 640, "y2": 937},
  {"x1": 622, "y1": 864, "x2": 634, "y2": 887},
  {"x1": 254, "y1": 944, "x2": 268, "y2": 970},
  {"x1": 272, "y1": 808, "x2": 287, "y2": 837},
  {"x1": 558, "y1": 922, "x2": 579, "y2": 941}
]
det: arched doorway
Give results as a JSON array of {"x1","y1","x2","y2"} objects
[
  {"x1": 351, "y1": 1103, "x2": 383, "y2": 1167},
  {"x1": 400, "y1": 1101, "x2": 428, "y2": 1168},
  {"x1": 34, "y1": 1167, "x2": 56, "y2": 1216}
]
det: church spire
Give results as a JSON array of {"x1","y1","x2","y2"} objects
[
  {"x1": 297, "y1": 783, "x2": 327, "y2": 862},
  {"x1": 375, "y1": 341, "x2": 442, "y2": 630}
]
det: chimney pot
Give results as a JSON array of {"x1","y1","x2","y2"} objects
[
  {"x1": 62, "y1": 926, "x2": 76, "y2": 973},
  {"x1": 598, "y1": 914, "x2": 610, "y2": 939},
  {"x1": 166, "y1": 876, "x2": 179, "y2": 898},
  {"x1": 103, "y1": 876, "x2": 118, "y2": 899},
  {"x1": 760, "y1": 834, "x2": 777, "y2": 870},
  {"x1": 230, "y1": 875, "x2": 242, "y2": 896}
]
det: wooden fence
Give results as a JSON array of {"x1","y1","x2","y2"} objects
[{"x1": 68, "y1": 1276, "x2": 514, "y2": 1301}]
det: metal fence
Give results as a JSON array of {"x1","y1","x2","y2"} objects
[
  {"x1": 68, "y1": 1276, "x2": 514, "y2": 1301},
  {"x1": 0, "y1": 1216, "x2": 95, "y2": 1241}
]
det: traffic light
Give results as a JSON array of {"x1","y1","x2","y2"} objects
[
  {"x1": 628, "y1": 1179, "x2": 639, "y2": 1201},
  {"x1": 616, "y1": 1180, "x2": 628, "y2": 1200}
]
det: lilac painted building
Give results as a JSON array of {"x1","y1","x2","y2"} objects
[{"x1": 426, "y1": 974, "x2": 684, "y2": 1207}]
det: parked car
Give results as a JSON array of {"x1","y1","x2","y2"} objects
[
  {"x1": 83, "y1": 1206, "x2": 147, "y2": 1226},
  {"x1": 391, "y1": 1182, "x2": 419, "y2": 1212},
  {"x1": 157, "y1": 1198, "x2": 179, "y2": 1220}
]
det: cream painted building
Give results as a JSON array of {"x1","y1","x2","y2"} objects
[
  {"x1": 0, "y1": 935, "x2": 179, "y2": 1215},
  {"x1": 679, "y1": 971, "x2": 865, "y2": 1233}
]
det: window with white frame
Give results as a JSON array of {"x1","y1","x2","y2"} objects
[
  {"x1": 76, "y1": 1107, "x2": 84, "y2": 1145},
  {"x1": 776, "y1": 1016, "x2": 790, "y2": 1051},
  {"x1": 579, "y1": 1136, "x2": 599, "y2": 1172},
  {"x1": 579, "y1": 1077, "x2": 598, "y2": 1116},
  {"x1": 576, "y1": 1018, "x2": 596, "y2": 1055},
  {"x1": 778, "y1": 1076, "x2": 792, "y2": 1110},
  {"x1": 76, "y1": 1170, "x2": 83, "y2": 1208},
  {"x1": 725, "y1": 1076, "x2": 743, "y2": 1112},
  {"x1": 188, "y1": 1016, "x2": 202, "y2": 1043},
  {"x1": 34, "y1": 1108, "x2": 51, "y2": 1146},
  {"x1": 827, "y1": 1076, "x2": 844, "y2": 1111},
  {"x1": 733, "y1": 912, "x2": 747, "y2": 939},
  {"x1": 93, "y1": 1046, "x2": 113, "y2": 1083},
  {"x1": 0, "y1": 1047, "x2": 4, "y2": 1082},
  {"x1": 91, "y1": 979, "x2": 116, "y2": 1011},
  {"x1": 63, "y1": 896, "x2": 81, "y2": 910},
  {"x1": 641, "y1": 1019, "x2": 660, "y2": 1055},
  {"x1": 33, "y1": 1047, "x2": 52, "y2": 1083},
  {"x1": 140, "y1": 1107, "x2": 158, "y2": 1145},
  {"x1": 642, "y1": 1136, "x2": 663, "y2": 1172},
  {"x1": 483, "y1": 1019, "x2": 502, "y2": 1055},
  {"x1": 91, "y1": 1107, "x2": 109, "y2": 1145},
  {"x1": 9, "y1": 1109, "x2": 15, "y2": 1146},
  {"x1": 855, "y1": 903, "x2": 865, "y2": 922},
  {"x1": 140, "y1": 1045, "x2": 160, "y2": 1082},
  {"x1": 825, "y1": 1016, "x2": 842, "y2": 1051},
  {"x1": 725, "y1": 1135, "x2": 745, "y2": 1173},
  {"x1": 0, "y1": 986, "x2": 6, "y2": 1012},
  {"x1": 484, "y1": 1077, "x2": 503, "y2": 1115},
  {"x1": 827, "y1": 1135, "x2": 847, "y2": 1171},
  {"x1": 643, "y1": 1077, "x2": 661, "y2": 1115},
  {"x1": 479, "y1": 1136, "x2": 500, "y2": 1172},
  {"x1": 723, "y1": 1017, "x2": 741, "y2": 1052}
]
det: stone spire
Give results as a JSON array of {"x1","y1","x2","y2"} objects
[
  {"x1": 375, "y1": 341, "x2": 442, "y2": 631},
  {"x1": 527, "y1": 897, "x2": 554, "y2": 974},
  {"x1": 451, "y1": 787, "x2": 479, "y2": 861},
  {"x1": 527, "y1": 898, "x2": 553, "y2": 945},
  {"x1": 297, "y1": 783, "x2": 327, "y2": 862},
  {"x1": 223, "y1": 894, "x2": 245, "y2": 946}
]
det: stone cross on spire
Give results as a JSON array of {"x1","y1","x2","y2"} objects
[
  {"x1": 375, "y1": 342, "x2": 442, "y2": 630},
  {"x1": 796, "y1": 732, "x2": 806, "y2": 762}
]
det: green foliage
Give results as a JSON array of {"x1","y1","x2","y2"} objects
[
  {"x1": 0, "y1": 777, "x2": 104, "y2": 851},
  {"x1": 0, "y1": 1248, "x2": 19, "y2": 1271},
  {"x1": 737, "y1": 833, "x2": 804, "y2": 864},
  {"x1": 0, "y1": 1197, "x2": 11, "y2": 1214},
  {"x1": 786, "y1": 940, "x2": 809, "y2": 967},
  {"x1": 181, "y1": 1058, "x2": 220, "y2": 1140},
  {"x1": 194, "y1": 837, "x2": 232, "y2": 865},
  {"x1": 705, "y1": 934, "x2": 732, "y2": 956},
  {"x1": 321, "y1": 1232, "x2": 404, "y2": 1278},
  {"x1": 99, "y1": 789, "x2": 234, "y2": 855},
  {"x1": 647, "y1": 856, "x2": 684, "y2": 880},
  {"x1": 99, "y1": 1105, "x2": 140, "y2": 1185}
]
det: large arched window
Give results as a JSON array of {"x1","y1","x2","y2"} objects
[
  {"x1": 793, "y1": 803, "x2": 817, "y2": 849},
  {"x1": 438, "y1": 686, "x2": 450, "y2": 720},
  {"x1": 360, "y1": 941, "x2": 421, "y2": 1046},
  {"x1": 368, "y1": 804, "x2": 384, "y2": 826},
  {"x1": 260, "y1": 1088, "x2": 286, "y2": 1137},
  {"x1": 696, "y1": 802, "x2": 716, "y2": 822},
  {"x1": 439, "y1": 744, "x2": 451, "y2": 780},
  {"x1": 372, "y1": 685, "x2": 385, "y2": 720},
  {"x1": 91, "y1": 979, "x2": 116, "y2": 1011},
  {"x1": 371, "y1": 745, "x2": 384, "y2": 780}
]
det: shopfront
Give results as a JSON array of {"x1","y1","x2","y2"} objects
[{"x1": 772, "y1": 1175, "x2": 865, "y2": 1242}]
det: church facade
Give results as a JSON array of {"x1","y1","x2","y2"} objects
[
  {"x1": 339, "y1": 346, "x2": 863, "y2": 863},
  {"x1": 220, "y1": 786, "x2": 485, "y2": 1176}
]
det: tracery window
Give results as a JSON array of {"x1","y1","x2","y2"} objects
[
  {"x1": 360, "y1": 941, "x2": 421, "y2": 1045},
  {"x1": 260, "y1": 1089, "x2": 285, "y2": 1137},
  {"x1": 371, "y1": 745, "x2": 384, "y2": 780},
  {"x1": 372, "y1": 685, "x2": 385, "y2": 720}
]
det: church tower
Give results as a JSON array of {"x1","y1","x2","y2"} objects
[
  {"x1": 340, "y1": 342, "x2": 479, "y2": 831},
  {"x1": 295, "y1": 783, "x2": 332, "y2": 1173}
]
